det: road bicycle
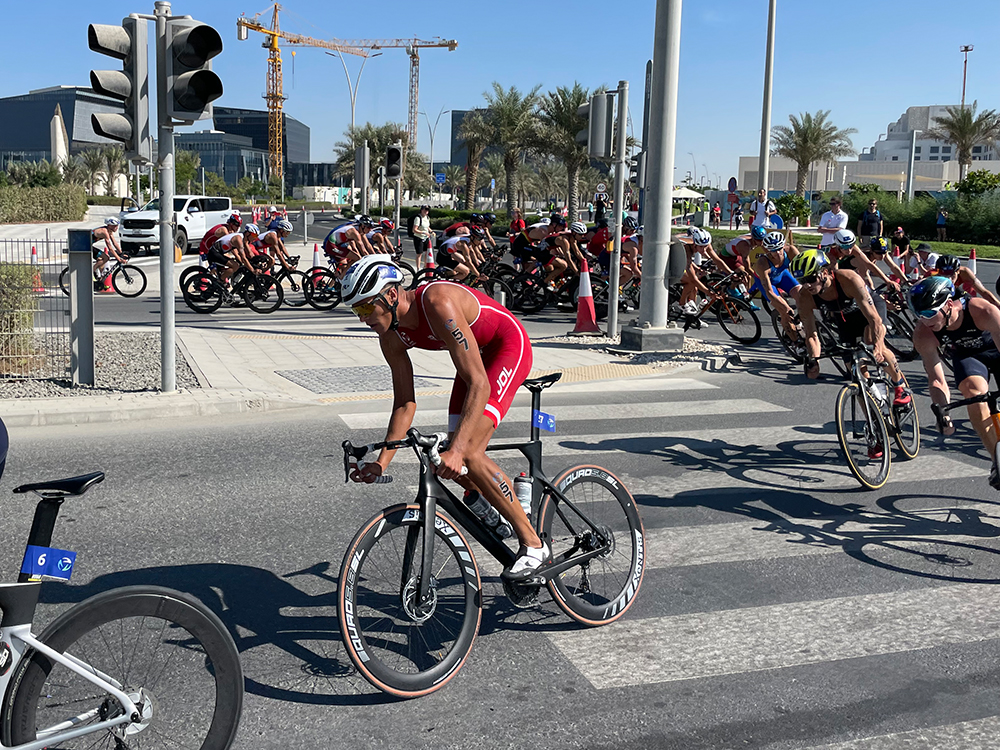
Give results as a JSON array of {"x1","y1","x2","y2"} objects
[
  {"x1": 59, "y1": 256, "x2": 146, "y2": 298},
  {"x1": 303, "y1": 245, "x2": 418, "y2": 312},
  {"x1": 0, "y1": 471, "x2": 243, "y2": 748},
  {"x1": 932, "y1": 389, "x2": 1000, "y2": 487},
  {"x1": 337, "y1": 373, "x2": 646, "y2": 698},
  {"x1": 832, "y1": 342, "x2": 920, "y2": 490},
  {"x1": 667, "y1": 269, "x2": 762, "y2": 344},
  {"x1": 180, "y1": 260, "x2": 284, "y2": 314}
]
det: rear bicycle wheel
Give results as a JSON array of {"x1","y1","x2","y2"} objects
[
  {"x1": 537, "y1": 465, "x2": 646, "y2": 626},
  {"x1": 835, "y1": 382, "x2": 891, "y2": 490},
  {"x1": 58, "y1": 267, "x2": 71, "y2": 296},
  {"x1": 337, "y1": 504, "x2": 481, "y2": 698},
  {"x1": 885, "y1": 312, "x2": 916, "y2": 362},
  {"x1": 716, "y1": 296, "x2": 761, "y2": 344},
  {"x1": 510, "y1": 273, "x2": 550, "y2": 314},
  {"x1": 480, "y1": 277, "x2": 515, "y2": 308},
  {"x1": 396, "y1": 260, "x2": 417, "y2": 289},
  {"x1": 303, "y1": 268, "x2": 341, "y2": 310},
  {"x1": 771, "y1": 311, "x2": 805, "y2": 362},
  {"x1": 275, "y1": 268, "x2": 309, "y2": 307},
  {"x1": 243, "y1": 274, "x2": 283, "y2": 313},
  {"x1": 111, "y1": 264, "x2": 147, "y2": 297},
  {"x1": 408, "y1": 267, "x2": 439, "y2": 290},
  {"x1": 892, "y1": 390, "x2": 921, "y2": 459},
  {"x1": 5, "y1": 585, "x2": 243, "y2": 750}
]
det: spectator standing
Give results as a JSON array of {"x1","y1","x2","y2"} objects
[
  {"x1": 818, "y1": 196, "x2": 849, "y2": 249},
  {"x1": 411, "y1": 205, "x2": 433, "y2": 261},
  {"x1": 937, "y1": 207, "x2": 949, "y2": 241},
  {"x1": 749, "y1": 189, "x2": 776, "y2": 228},
  {"x1": 711, "y1": 201, "x2": 722, "y2": 229},
  {"x1": 856, "y1": 198, "x2": 883, "y2": 247},
  {"x1": 594, "y1": 195, "x2": 607, "y2": 224},
  {"x1": 509, "y1": 207, "x2": 526, "y2": 237},
  {"x1": 587, "y1": 201, "x2": 594, "y2": 221},
  {"x1": 890, "y1": 226, "x2": 911, "y2": 260},
  {"x1": 682, "y1": 199, "x2": 689, "y2": 223},
  {"x1": 732, "y1": 204, "x2": 744, "y2": 230}
]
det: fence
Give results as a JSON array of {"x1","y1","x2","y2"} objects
[{"x1": 0, "y1": 238, "x2": 70, "y2": 380}]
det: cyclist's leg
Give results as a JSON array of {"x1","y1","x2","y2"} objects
[{"x1": 955, "y1": 358, "x2": 996, "y2": 456}]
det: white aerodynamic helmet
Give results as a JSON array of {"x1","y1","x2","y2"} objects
[
  {"x1": 834, "y1": 228, "x2": 856, "y2": 249},
  {"x1": 569, "y1": 221, "x2": 588, "y2": 235},
  {"x1": 341, "y1": 255, "x2": 405, "y2": 307},
  {"x1": 688, "y1": 227, "x2": 712, "y2": 247}
]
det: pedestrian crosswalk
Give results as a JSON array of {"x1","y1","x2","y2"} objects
[{"x1": 357, "y1": 368, "x2": 1000, "y2": 747}]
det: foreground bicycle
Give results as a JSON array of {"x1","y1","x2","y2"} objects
[
  {"x1": 59, "y1": 256, "x2": 147, "y2": 298},
  {"x1": 833, "y1": 342, "x2": 919, "y2": 490},
  {"x1": 338, "y1": 373, "x2": 646, "y2": 698},
  {"x1": 932, "y1": 389, "x2": 1000, "y2": 487},
  {"x1": 1, "y1": 471, "x2": 243, "y2": 748}
]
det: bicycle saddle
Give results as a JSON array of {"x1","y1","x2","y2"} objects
[
  {"x1": 13, "y1": 471, "x2": 105, "y2": 497},
  {"x1": 522, "y1": 373, "x2": 562, "y2": 392}
]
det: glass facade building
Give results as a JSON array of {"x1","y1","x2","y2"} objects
[
  {"x1": 212, "y1": 107, "x2": 310, "y2": 164},
  {"x1": 175, "y1": 132, "x2": 268, "y2": 186}
]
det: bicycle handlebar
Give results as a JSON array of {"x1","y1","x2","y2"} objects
[{"x1": 342, "y1": 428, "x2": 468, "y2": 484}]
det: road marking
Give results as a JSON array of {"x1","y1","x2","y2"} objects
[
  {"x1": 547, "y1": 584, "x2": 1000, "y2": 689},
  {"x1": 337, "y1": 398, "x2": 788, "y2": 430},
  {"x1": 546, "y1": 376, "x2": 718, "y2": 395},
  {"x1": 805, "y1": 715, "x2": 1000, "y2": 749}
]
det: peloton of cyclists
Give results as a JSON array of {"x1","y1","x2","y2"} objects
[
  {"x1": 366, "y1": 219, "x2": 397, "y2": 254},
  {"x1": 92, "y1": 217, "x2": 126, "y2": 279},
  {"x1": 437, "y1": 227, "x2": 488, "y2": 282},
  {"x1": 510, "y1": 214, "x2": 570, "y2": 289},
  {"x1": 322, "y1": 214, "x2": 377, "y2": 275},
  {"x1": 254, "y1": 219, "x2": 295, "y2": 271},
  {"x1": 933, "y1": 255, "x2": 1000, "y2": 309},
  {"x1": 206, "y1": 223, "x2": 261, "y2": 285},
  {"x1": 199, "y1": 213, "x2": 242, "y2": 262}
]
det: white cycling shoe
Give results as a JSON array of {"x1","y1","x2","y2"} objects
[{"x1": 502, "y1": 542, "x2": 552, "y2": 582}]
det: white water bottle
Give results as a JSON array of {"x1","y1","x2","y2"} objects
[
  {"x1": 514, "y1": 473, "x2": 533, "y2": 518},
  {"x1": 464, "y1": 491, "x2": 512, "y2": 538},
  {"x1": 872, "y1": 381, "x2": 888, "y2": 404}
]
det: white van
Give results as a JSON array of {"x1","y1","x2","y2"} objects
[{"x1": 119, "y1": 195, "x2": 234, "y2": 255}]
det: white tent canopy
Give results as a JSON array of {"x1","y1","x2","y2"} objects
[{"x1": 672, "y1": 187, "x2": 705, "y2": 200}]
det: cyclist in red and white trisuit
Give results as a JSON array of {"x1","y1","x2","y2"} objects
[
  {"x1": 322, "y1": 215, "x2": 377, "y2": 275},
  {"x1": 342, "y1": 255, "x2": 549, "y2": 581},
  {"x1": 199, "y1": 213, "x2": 242, "y2": 258}
]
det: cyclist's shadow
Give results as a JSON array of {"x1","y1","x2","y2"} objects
[{"x1": 37, "y1": 561, "x2": 393, "y2": 706}]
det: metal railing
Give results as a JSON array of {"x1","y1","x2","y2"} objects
[{"x1": 0, "y1": 239, "x2": 71, "y2": 380}]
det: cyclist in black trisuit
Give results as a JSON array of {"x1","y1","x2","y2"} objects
[{"x1": 910, "y1": 275, "x2": 1000, "y2": 488}]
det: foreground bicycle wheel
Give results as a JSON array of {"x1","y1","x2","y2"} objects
[
  {"x1": 716, "y1": 296, "x2": 761, "y2": 345},
  {"x1": 112, "y1": 264, "x2": 147, "y2": 297},
  {"x1": 835, "y1": 383, "x2": 891, "y2": 490},
  {"x1": 5, "y1": 586, "x2": 243, "y2": 750},
  {"x1": 243, "y1": 275, "x2": 283, "y2": 313},
  {"x1": 337, "y1": 504, "x2": 481, "y2": 698},
  {"x1": 892, "y1": 395, "x2": 921, "y2": 459},
  {"x1": 181, "y1": 271, "x2": 224, "y2": 314},
  {"x1": 537, "y1": 465, "x2": 646, "y2": 626},
  {"x1": 303, "y1": 268, "x2": 341, "y2": 311},
  {"x1": 480, "y1": 277, "x2": 515, "y2": 308}
]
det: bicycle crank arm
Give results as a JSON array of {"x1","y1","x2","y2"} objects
[{"x1": 537, "y1": 546, "x2": 611, "y2": 582}]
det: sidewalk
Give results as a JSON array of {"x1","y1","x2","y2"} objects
[{"x1": 2, "y1": 317, "x2": 679, "y2": 428}]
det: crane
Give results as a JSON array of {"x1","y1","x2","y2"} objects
[
  {"x1": 237, "y1": 5, "x2": 368, "y2": 181},
  {"x1": 238, "y1": 5, "x2": 458, "y2": 179}
]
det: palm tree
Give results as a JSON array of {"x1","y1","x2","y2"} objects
[
  {"x1": 482, "y1": 153, "x2": 505, "y2": 210},
  {"x1": 926, "y1": 101, "x2": 1000, "y2": 182},
  {"x1": 332, "y1": 121, "x2": 409, "y2": 191},
  {"x1": 771, "y1": 110, "x2": 857, "y2": 196},
  {"x1": 457, "y1": 110, "x2": 493, "y2": 210},
  {"x1": 174, "y1": 149, "x2": 200, "y2": 194},
  {"x1": 102, "y1": 146, "x2": 127, "y2": 197},
  {"x1": 80, "y1": 148, "x2": 105, "y2": 195},
  {"x1": 443, "y1": 165, "x2": 463, "y2": 203},
  {"x1": 538, "y1": 83, "x2": 591, "y2": 222},
  {"x1": 484, "y1": 82, "x2": 541, "y2": 216},
  {"x1": 60, "y1": 155, "x2": 87, "y2": 187}
]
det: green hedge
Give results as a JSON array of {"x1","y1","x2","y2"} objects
[
  {"x1": 0, "y1": 185, "x2": 87, "y2": 224},
  {"x1": 0, "y1": 263, "x2": 38, "y2": 375},
  {"x1": 85, "y1": 195, "x2": 123, "y2": 206}
]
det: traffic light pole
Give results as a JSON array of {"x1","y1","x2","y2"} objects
[
  {"x1": 155, "y1": 0, "x2": 176, "y2": 392},
  {"x1": 607, "y1": 80, "x2": 628, "y2": 338}
]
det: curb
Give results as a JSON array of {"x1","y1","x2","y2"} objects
[{"x1": 2, "y1": 390, "x2": 313, "y2": 428}]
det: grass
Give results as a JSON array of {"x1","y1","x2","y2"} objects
[{"x1": 694, "y1": 227, "x2": 1000, "y2": 260}]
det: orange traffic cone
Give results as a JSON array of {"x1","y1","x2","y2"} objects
[
  {"x1": 30, "y1": 246, "x2": 45, "y2": 292},
  {"x1": 101, "y1": 270, "x2": 114, "y2": 293},
  {"x1": 969, "y1": 248, "x2": 978, "y2": 275},
  {"x1": 569, "y1": 260, "x2": 602, "y2": 335},
  {"x1": 425, "y1": 249, "x2": 435, "y2": 270}
]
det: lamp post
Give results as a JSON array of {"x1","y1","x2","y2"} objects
[
  {"x1": 421, "y1": 106, "x2": 451, "y2": 204},
  {"x1": 960, "y1": 44, "x2": 973, "y2": 108},
  {"x1": 328, "y1": 50, "x2": 381, "y2": 207}
]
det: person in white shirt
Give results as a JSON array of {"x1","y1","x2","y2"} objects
[
  {"x1": 818, "y1": 196, "x2": 849, "y2": 248},
  {"x1": 749, "y1": 189, "x2": 776, "y2": 227}
]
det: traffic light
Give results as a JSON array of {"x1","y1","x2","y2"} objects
[
  {"x1": 385, "y1": 144, "x2": 403, "y2": 179},
  {"x1": 629, "y1": 152, "x2": 647, "y2": 189},
  {"x1": 88, "y1": 17, "x2": 150, "y2": 163},
  {"x1": 165, "y1": 19, "x2": 223, "y2": 122},
  {"x1": 576, "y1": 93, "x2": 614, "y2": 160}
]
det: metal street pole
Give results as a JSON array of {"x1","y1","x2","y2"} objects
[
  {"x1": 330, "y1": 50, "x2": 379, "y2": 209},
  {"x1": 960, "y1": 44, "x2": 973, "y2": 108},
  {"x1": 621, "y1": 0, "x2": 683, "y2": 352},
  {"x1": 906, "y1": 129, "x2": 919, "y2": 200},
  {"x1": 200, "y1": 166, "x2": 205, "y2": 195},
  {"x1": 607, "y1": 80, "x2": 628, "y2": 338},
  {"x1": 155, "y1": 0, "x2": 175, "y2": 392},
  {"x1": 757, "y1": 0, "x2": 776, "y2": 193},
  {"x1": 393, "y1": 139, "x2": 403, "y2": 249}
]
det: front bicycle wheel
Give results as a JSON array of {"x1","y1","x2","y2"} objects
[
  {"x1": 396, "y1": 260, "x2": 417, "y2": 289},
  {"x1": 835, "y1": 382, "x2": 891, "y2": 490},
  {"x1": 5, "y1": 585, "x2": 243, "y2": 750},
  {"x1": 408, "y1": 267, "x2": 439, "y2": 290},
  {"x1": 112, "y1": 264, "x2": 147, "y2": 297},
  {"x1": 181, "y1": 271, "x2": 224, "y2": 314},
  {"x1": 338, "y1": 504, "x2": 482, "y2": 698},
  {"x1": 716, "y1": 296, "x2": 761, "y2": 344},
  {"x1": 303, "y1": 268, "x2": 341, "y2": 310},
  {"x1": 771, "y1": 311, "x2": 805, "y2": 362},
  {"x1": 537, "y1": 465, "x2": 646, "y2": 626},
  {"x1": 58, "y1": 267, "x2": 71, "y2": 296},
  {"x1": 243, "y1": 274, "x2": 283, "y2": 313},
  {"x1": 510, "y1": 273, "x2": 550, "y2": 314},
  {"x1": 481, "y1": 277, "x2": 515, "y2": 308}
]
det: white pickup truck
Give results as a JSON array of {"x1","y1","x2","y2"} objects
[{"x1": 118, "y1": 195, "x2": 234, "y2": 255}]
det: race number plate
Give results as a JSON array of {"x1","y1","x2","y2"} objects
[{"x1": 20, "y1": 545, "x2": 77, "y2": 582}]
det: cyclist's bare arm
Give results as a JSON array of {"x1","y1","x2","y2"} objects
[
  {"x1": 850, "y1": 249, "x2": 896, "y2": 289},
  {"x1": 231, "y1": 238, "x2": 255, "y2": 270},
  {"x1": 882, "y1": 254, "x2": 906, "y2": 282},
  {"x1": 356, "y1": 229, "x2": 376, "y2": 255},
  {"x1": 913, "y1": 324, "x2": 951, "y2": 418},
  {"x1": 962, "y1": 268, "x2": 1000, "y2": 309},
  {"x1": 358, "y1": 334, "x2": 418, "y2": 481}
]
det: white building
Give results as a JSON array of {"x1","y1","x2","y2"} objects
[{"x1": 861, "y1": 105, "x2": 998, "y2": 166}]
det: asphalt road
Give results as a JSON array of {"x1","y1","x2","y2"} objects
[{"x1": 6, "y1": 344, "x2": 1000, "y2": 749}]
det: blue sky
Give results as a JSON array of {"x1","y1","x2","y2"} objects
[{"x1": 3, "y1": 1, "x2": 995, "y2": 187}]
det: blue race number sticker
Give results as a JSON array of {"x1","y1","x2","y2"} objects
[
  {"x1": 532, "y1": 409, "x2": 556, "y2": 432},
  {"x1": 20, "y1": 546, "x2": 77, "y2": 581}
]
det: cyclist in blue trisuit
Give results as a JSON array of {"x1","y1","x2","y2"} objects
[{"x1": 751, "y1": 230, "x2": 802, "y2": 343}]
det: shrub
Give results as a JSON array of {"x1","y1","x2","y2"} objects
[
  {"x1": 956, "y1": 170, "x2": 1000, "y2": 197},
  {"x1": 0, "y1": 185, "x2": 87, "y2": 223},
  {"x1": 774, "y1": 194, "x2": 810, "y2": 225},
  {"x1": 0, "y1": 263, "x2": 39, "y2": 375}
]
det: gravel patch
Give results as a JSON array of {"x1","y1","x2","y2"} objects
[
  {"x1": 0, "y1": 331, "x2": 199, "y2": 399},
  {"x1": 542, "y1": 331, "x2": 731, "y2": 371}
]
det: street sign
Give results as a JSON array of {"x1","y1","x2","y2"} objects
[
  {"x1": 595, "y1": 192, "x2": 609, "y2": 202},
  {"x1": 728, "y1": 176, "x2": 738, "y2": 192},
  {"x1": 727, "y1": 192, "x2": 739, "y2": 204},
  {"x1": 596, "y1": 182, "x2": 607, "y2": 193},
  {"x1": 435, "y1": 173, "x2": 446, "y2": 184}
]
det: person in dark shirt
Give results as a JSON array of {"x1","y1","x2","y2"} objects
[{"x1": 856, "y1": 198, "x2": 883, "y2": 247}]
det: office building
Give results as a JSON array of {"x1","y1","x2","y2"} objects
[
  {"x1": 213, "y1": 107, "x2": 310, "y2": 164},
  {"x1": 174, "y1": 131, "x2": 268, "y2": 186}
]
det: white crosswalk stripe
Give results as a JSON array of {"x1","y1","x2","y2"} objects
[{"x1": 805, "y1": 716, "x2": 1000, "y2": 748}]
